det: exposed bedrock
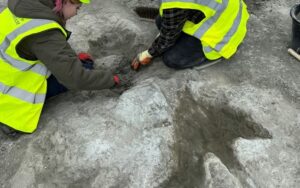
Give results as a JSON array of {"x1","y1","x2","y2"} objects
[{"x1": 0, "y1": 0, "x2": 299, "y2": 188}]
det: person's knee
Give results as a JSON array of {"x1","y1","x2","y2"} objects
[
  {"x1": 163, "y1": 54, "x2": 185, "y2": 69},
  {"x1": 163, "y1": 60, "x2": 180, "y2": 69},
  {"x1": 163, "y1": 53, "x2": 208, "y2": 70}
]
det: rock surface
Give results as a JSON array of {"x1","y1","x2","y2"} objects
[{"x1": 0, "y1": 0, "x2": 299, "y2": 188}]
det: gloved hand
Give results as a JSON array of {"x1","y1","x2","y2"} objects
[
  {"x1": 113, "y1": 74, "x2": 131, "y2": 88},
  {"x1": 131, "y1": 50, "x2": 152, "y2": 71},
  {"x1": 113, "y1": 75, "x2": 121, "y2": 85},
  {"x1": 112, "y1": 74, "x2": 132, "y2": 94},
  {"x1": 78, "y1": 52, "x2": 94, "y2": 70}
]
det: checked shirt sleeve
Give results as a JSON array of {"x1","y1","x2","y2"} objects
[{"x1": 148, "y1": 8, "x2": 188, "y2": 57}]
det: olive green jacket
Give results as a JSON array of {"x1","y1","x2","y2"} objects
[{"x1": 7, "y1": 0, "x2": 115, "y2": 90}]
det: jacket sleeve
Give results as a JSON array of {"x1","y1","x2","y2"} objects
[{"x1": 19, "y1": 29, "x2": 115, "y2": 90}]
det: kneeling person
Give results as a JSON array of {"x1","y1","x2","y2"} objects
[
  {"x1": 131, "y1": 0, "x2": 250, "y2": 70},
  {"x1": 0, "y1": 0, "x2": 123, "y2": 135}
]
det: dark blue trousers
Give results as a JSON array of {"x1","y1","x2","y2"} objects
[
  {"x1": 46, "y1": 75, "x2": 68, "y2": 99},
  {"x1": 155, "y1": 16, "x2": 207, "y2": 69},
  {"x1": 46, "y1": 60, "x2": 94, "y2": 99}
]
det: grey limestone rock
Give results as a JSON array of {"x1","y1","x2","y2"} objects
[{"x1": 0, "y1": 0, "x2": 299, "y2": 187}]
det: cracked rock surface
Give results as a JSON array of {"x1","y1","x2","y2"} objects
[{"x1": 0, "y1": 0, "x2": 299, "y2": 187}]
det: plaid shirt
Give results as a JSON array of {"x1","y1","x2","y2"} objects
[{"x1": 148, "y1": 8, "x2": 205, "y2": 57}]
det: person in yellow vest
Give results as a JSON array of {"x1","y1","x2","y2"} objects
[
  {"x1": 131, "y1": 0, "x2": 250, "y2": 70},
  {"x1": 0, "y1": 0, "x2": 124, "y2": 136}
]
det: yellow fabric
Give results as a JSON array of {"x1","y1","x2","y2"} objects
[
  {"x1": 202, "y1": 42, "x2": 222, "y2": 60},
  {"x1": 80, "y1": 0, "x2": 90, "y2": 4},
  {"x1": 203, "y1": 0, "x2": 239, "y2": 46},
  {"x1": 160, "y1": 0, "x2": 249, "y2": 60},
  {"x1": 0, "y1": 8, "x2": 67, "y2": 133},
  {"x1": 217, "y1": 1, "x2": 249, "y2": 59},
  {"x1": 0, "y1": 95, "x2": 43, "y2": 132}
]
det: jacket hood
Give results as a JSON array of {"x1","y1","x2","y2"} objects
[{"x1": 8, "y1": 0, "x2": 64, "y2": 25}]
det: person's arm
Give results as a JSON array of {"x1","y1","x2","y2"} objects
[
  {"x1": 18, "y1": 29, "x2": 115, "y2": 90},
  {"x1": 148, "y1": 8, "x2": 188, "y2": 57},
  {"x1": 131, "y1": 9, "x2": 205, "y2": 70}
]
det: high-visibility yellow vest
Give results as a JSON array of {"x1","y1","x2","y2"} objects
[
  {"x1": 160, "y1": 0, "x2": 249, "y2": 60},
  {"x1": 0, "y1": 8, "x2": 67, "y2": 133}
]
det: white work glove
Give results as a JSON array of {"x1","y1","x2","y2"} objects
[{"x1": 131, "y1": 50, "x2": 153, "y2": 71}]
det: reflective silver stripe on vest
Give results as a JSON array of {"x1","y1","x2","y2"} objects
[
  {"x1": 194, "y1": 0, "x2": 229, "y2": 39},
  {"x1": 214, "y1": 0, "x2": 243, "y2": 51},
  {"x1": 203, "y1": 45, "x2": 213, "y2": 53},
  {"x1": 203, "y1": 0, "x2": 243, "y2": 53},
  {"x1": 0, "y1": 19, "x2": 54, "y2": 76},
  {"x1": 161, "y1": 0, "x2": 220, "y2": 11},
  {"x1": 0, "y1": 82, "x2": 45, "y2": 104}
]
